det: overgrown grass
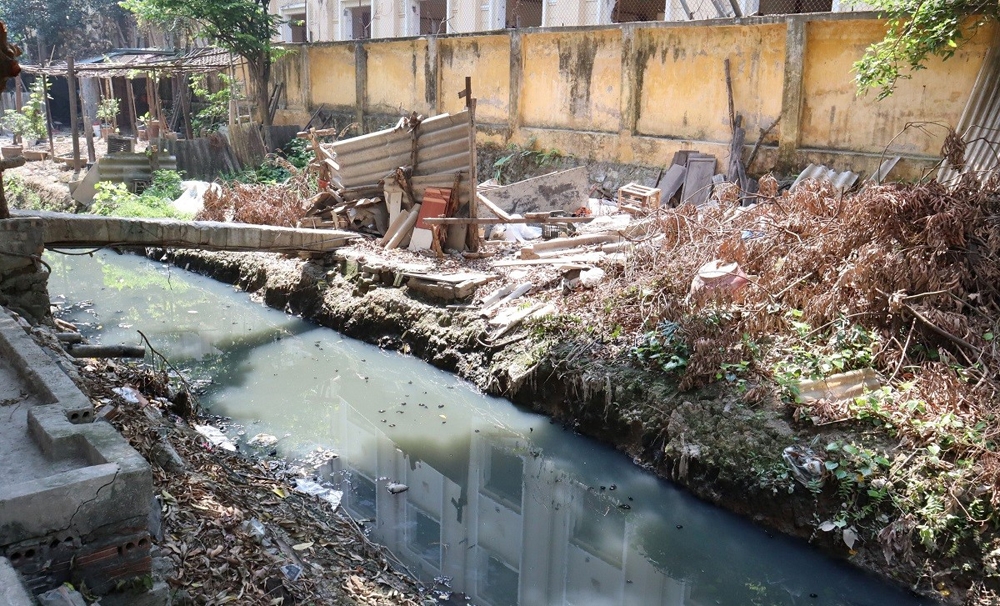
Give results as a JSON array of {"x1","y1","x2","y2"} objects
[
  {"x1": 222, "y1": 138, "x2": 314, "y2": 185},
  {"x1": 91, "y1": 170, "x2": 191, "y2": 220}
]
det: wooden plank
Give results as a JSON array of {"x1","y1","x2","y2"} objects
[
  {"x1": 681, "y1": 156, "x2": 717, "y2": 207},
  {"x1": 477, "y1": 192, "x2": 512, "y2": 221},
  {"x1": 297, "y1": 127, "x2": 339, "y2": 138},
  {"x1": 385, "y1": 204, "x2": 420, "y2": 249},
  {"x1": 657, "y1": 164, "x2": 687, "y2": 202},
  {"x1": 671, "y1": 150, "x2": 696, "y2": 167},
  {"x1": 422, "y1": 216, "x2": 593, "y2": 225},
  {"x1": 400, "y1": 271, "x2": 495, "y2": 284},
  {"x1": 526, "y1": 233, "x2": 618, "y2": 252},
  {"x1": 493, "y1": 253, "x2": 606, "y2": 267}
]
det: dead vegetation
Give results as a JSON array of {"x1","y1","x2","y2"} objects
[
  {"x1": 559, "y1": 173, "x2": 1000, "y2": 598},
  {"x1": 197, "y1": 160, "x2": 311, "y2": 228}
]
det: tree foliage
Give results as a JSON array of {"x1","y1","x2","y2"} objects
[
  {"x1": 121, "y1": 0, "x2": 280, "y2": 131},
  {"x1": 0, "y1": 0, "x2": 134, "y2": 61},
  {"x1": 854, "y1": 0, "x2": 998, "y2": 99}
]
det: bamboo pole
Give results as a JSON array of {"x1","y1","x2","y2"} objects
[
  {"x1": 13, "y1": 75, "x2": 22, "y2": 145},
  {"x1": 42, "y1": 75, "x2": 54, "y2": 157},
  {"x1": 67, "y1": 58, "x2": 81, "y2": 175},
  {"x1": 125, "y1": 76, "x2": 139, "y2": 138}
]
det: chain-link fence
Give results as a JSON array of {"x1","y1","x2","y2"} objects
[
  {"x1": 496, "y1": 0, "x2": 867, "y2": 31},
  {"x1": 324, "y1": 0, "x2": 872, "y2": 41}
]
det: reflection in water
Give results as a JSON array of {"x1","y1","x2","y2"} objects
[{"x1": 48, "y1": 251, "x2": 929, "y2": 606}]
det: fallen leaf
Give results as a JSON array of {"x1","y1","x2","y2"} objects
[
  {"x1": 843, "y1": 526, "x2": 858, "y2": 549},
  {"x1": 292, "y1": 542, "x2": 314, "y2": 551}
]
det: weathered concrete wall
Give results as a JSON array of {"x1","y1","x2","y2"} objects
[
  {"x1": 800, "y1": 19, "x2": 988, "y2": 155},
  {"x1": 0, "y1": 219, "x2": 50, "y2": 324},
  {"x1": 271, "y1": 14, "x2": 993, "y2": 178},
  {"x1": 366, "y1": 39, "x2": 432, "y2": 115},
  {"x1": 0, "y1": 310, "x2": 153, "y2": 596}
]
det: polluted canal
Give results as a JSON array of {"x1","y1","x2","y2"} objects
[{"x1": 47, "y1": 251, "x2": 928, "y2": 606}]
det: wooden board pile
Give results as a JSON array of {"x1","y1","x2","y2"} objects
[{"x1": 294, "y1": 112, "x2": 478, "y2": 254}]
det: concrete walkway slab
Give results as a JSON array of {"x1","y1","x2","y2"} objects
[{"x1": 11, "y1": 209, "x2": 359, "y2": 254}]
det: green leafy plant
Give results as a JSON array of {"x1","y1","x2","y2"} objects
[
  {"x1": 492, "y1": 141, "x2": 565, "y2": 184},
  {"x1": 631, "y1": 320, "x2": 689, "y2": 373},
  {"x1": 853, "y1": 0, "x2": 997, "y2": 99},
  {"x1": 91, "y1": 170, "x2": 189, "y2": 219},
  {"x1": 189, "y1": 73, "x2": 240, "y2": 134},
  {"x1": 0, "y1": 77, "x2": 49, "y2": 142},
  {"x1": 772, "y1": 313, "x2": 878, "y2": 402},
  {"x1": 96, "y1": 97, "x2": 121, "y2": 127}
]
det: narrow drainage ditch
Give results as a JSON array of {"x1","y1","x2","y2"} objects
[{"x1": 47, "y1": 250, "x2": 929, "y2": 606}]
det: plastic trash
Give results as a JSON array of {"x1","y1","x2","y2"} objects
[{"x1": 293, "y1": 478, "x2": 343, "y2": 511}]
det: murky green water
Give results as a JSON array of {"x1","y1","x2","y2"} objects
[{"x1": 48, "y1": 251, "x2": 929, "y2": 606}]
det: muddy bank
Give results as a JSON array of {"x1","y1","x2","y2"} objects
[{"x1": 149, "y1": 247, "x2": 936, "y2": 602}]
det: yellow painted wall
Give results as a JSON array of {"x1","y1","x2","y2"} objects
[
  {"x1": 634, "y1": 24, "x2": 785, "y2": 143},
  {"x1": 801, "y1": 20, "x2": 991, "y2": 155},
  {"x1": 520, "y1": 29, "x2": 623, "y2": 132},
  {"x1": 366, "y1": 39, "x2": 431, "y2": 115},
  {"x1": 438, "y1": 36, "x2": 511, "y2": 123},
  {"x1": 273, "y1": 48, "x2": 306, "y2": 111},
  {"x1": 309, "y1": 44, "x2": 359, "y2": 108},
  {"x1": 270, "y1": 16, "x2": 987, "y2": 175}
]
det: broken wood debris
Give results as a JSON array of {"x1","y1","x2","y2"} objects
[{"x1": 617, "y1": 183, "x2": 661, "y2": 215}]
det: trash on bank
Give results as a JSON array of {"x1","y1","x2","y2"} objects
[{"x1": 293, "y1": 478, "x2": 343, "y2": 511}]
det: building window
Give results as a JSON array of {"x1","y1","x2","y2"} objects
[
  {"x1": 345, "y1": 3, "x2": 373, "y2": 39},
  {"x1": 481, "y1": 552, "x2": 519, "y2": 606},
  {"x1": 483, "y1": 446, "x2": 524, "y2": 512},
  {"x1": 408, "y1": 506, "x2": 442, "y2": 568},
  {"x1": 420, "y1": 0, "x2": 448, "y2": 33},
  {"x1": 506, "y1": 0, "x2": 543, "y2": 28},
  {"x1": 288, "y1": 13, "x2": 307, "y2": 42}
]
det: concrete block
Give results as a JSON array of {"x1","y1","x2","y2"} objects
[
  {"x1": 478, "y1": 167, "x2": 589, "y2": 215},
  {"x1": 1, "y1": 309, "x2": 153, "y2": 593},
  {"x1": 0, "y1": 556, "x2": 34, "y2": 606}
]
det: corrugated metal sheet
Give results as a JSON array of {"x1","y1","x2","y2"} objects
[
  {"x1": 326, "y1": 111, "x2": 472, "y2": 190},
  {"x1": 159, "y1": 137, "x2": 241, "y2": 181},
  {"x1": 939, "y1": 29, "x2": 1000, "y2": 184},
  {"x1": 790, "y1": 163, "x2": 859, "y2": 194},
  {"x1": 98, "y1": 152, "x2": 177, "y2": 188}
]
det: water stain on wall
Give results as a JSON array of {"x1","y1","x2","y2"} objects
[{"x1": 558, "y1": 36, "x2": 598, "y2": 120}]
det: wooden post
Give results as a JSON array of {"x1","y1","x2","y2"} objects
[
  {"x1": 13, "y1": 75, "x2": 22, "y2": 145},
  {"x1": 84, "y1": 77, "x2": 96, "y2": 163},
  {"x1": 42, "y1": 75, "x2": 55, "y2": 157},
  {"x1": 459, "y1": 76, "x2": 479, "y2": 251},
  {"x1": 67, "y1": 58, "x2": 81, "y2": 175},
  {"x1": 125, "y1": 76, "x2": 139, "y2": 138},
  {"x1": 14, "y1": 75, "x2": 22, "y2": 110},
  {"x1": 228, "y1": 63, "x2": 238, "y2": 127},
  {"x1": 181, "y1": 73, "x2": 193, "y2": 140}
]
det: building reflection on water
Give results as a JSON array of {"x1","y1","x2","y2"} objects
[{"x1": 317, "y1": 392, "x2": 691, "y2": 606}]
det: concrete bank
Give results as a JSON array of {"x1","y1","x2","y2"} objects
[
  {"x1": 149, "y1": 247, "x2": 933, "y2": 601},
  {"x1": 0, "y1": 309, "x2": 154, "y2": 598}
]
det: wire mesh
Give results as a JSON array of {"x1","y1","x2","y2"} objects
[
  {"x1": 316, "y1": 0, "x2": 873, "y2": 41},
  {"x1": 499, "y1": 0, "x2": 863, "y2": 30}
]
